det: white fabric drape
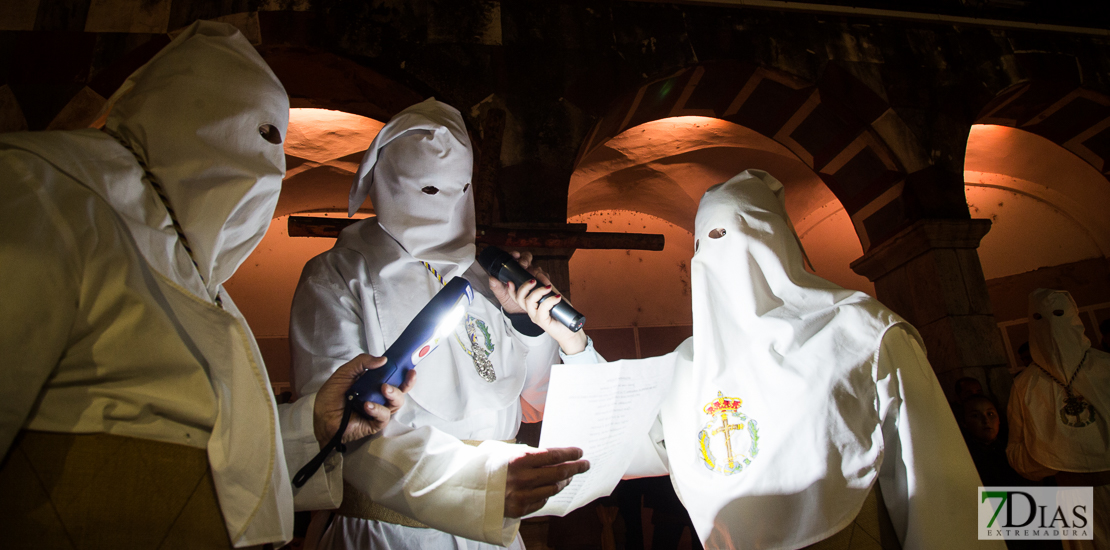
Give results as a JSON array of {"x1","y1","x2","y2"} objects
[
  {"x1": 0, "y1": 21, "x2": 341, "y2": 547},
  {"x1": 564, "y1": 170, "x2": 997, "y2": 550}
]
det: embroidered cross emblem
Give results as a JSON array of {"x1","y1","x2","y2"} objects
[
  {"x1": 712, "y1": 410, "x2": 745, "y2": 470},
  {"x1": 698, "y1": 390, "x2": 760, "y2": 475}
]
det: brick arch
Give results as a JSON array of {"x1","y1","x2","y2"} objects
[
  {"x1": 574, "y1": 60, "x2": 929, "y2": 251},
  {"x1": 976, "y1": 80, "x2": 1110, "y2": 179}
]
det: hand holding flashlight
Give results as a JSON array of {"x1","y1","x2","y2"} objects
[
  {"x1": 312, "y1": 354, "x2": 414, "y2": 449},
  {"x1": 487, "y1": 249, "x2": 538, "y2": 315},
  {"x1": 294, "y1": 278, "x2": 473, "y2": 487}
]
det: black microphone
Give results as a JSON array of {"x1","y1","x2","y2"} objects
[{"x1": 478, "y1": 246, "x2": 586, "y2": 332}]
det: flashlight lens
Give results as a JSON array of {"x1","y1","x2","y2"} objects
[{"x1": 433, "y1": 300, "x2": 468, "y2": 341}]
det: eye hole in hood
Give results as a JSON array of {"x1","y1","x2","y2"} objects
[{"x1": 259, "y1": 124, "x2": 282, "y2": 144}]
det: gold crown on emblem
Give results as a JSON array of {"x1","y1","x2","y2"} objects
[{"x1": 703, "y1": 390, "x2": 743, "y2": 415}]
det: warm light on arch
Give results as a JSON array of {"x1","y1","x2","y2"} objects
[{"x1": 964, "y1": 124, "x2": 1109, "y2": 279}]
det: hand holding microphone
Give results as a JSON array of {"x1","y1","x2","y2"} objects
[{"x1": 478, "y1": 246, "x2": 588, "y2": 354}]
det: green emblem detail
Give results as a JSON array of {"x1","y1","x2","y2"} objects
[
  {"x1": 457, "y1": 314, "x2": 497, "y2": 382},
  {"x1": 476, "y1": 317, "x2": 494, "y2": 352}
]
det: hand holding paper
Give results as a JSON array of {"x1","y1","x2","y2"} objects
[
  {"x1": 526, "y1": 356, "x2": 676, "y2": 517},
  {"x1": 504, "y1": 447, "x2": 590, "y2": 518}
]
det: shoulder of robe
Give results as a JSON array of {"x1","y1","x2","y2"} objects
[
  {"x1": 1010, "y1": 365, "x2": 1039, "y2": 392},
  {"x1": 333, "y1": 217, "x2": 399, "y2": 265},
  {"x1": 299, "y1": 246, "x2": 369, "y2": 288},
  {"x1": 830, "y1": 294, "x2": 909, "y2": 348},
  {"x1": 0, "y1": 139, "x2": 127, "y2": 247}
]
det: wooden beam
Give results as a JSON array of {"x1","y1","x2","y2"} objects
[{"x1": 287, "y1": 216, "x2": 665, "y2": 251}]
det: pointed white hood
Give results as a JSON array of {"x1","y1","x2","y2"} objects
[
  {"x1": 103, "y1": 21, "x2": 288, "y2": 299},
  {"x1": 1028, "y1": 288, "x2": 1091, "y2": 382},
  {"x1": 349, "y1": 97, "x2": 475, "y2": 272},
  {"x1": 337, "y1": 99, "x2": 528, "y2": 421},
  {"x1": 690, "y1": 169, "x2": 859, "y2": 372}
]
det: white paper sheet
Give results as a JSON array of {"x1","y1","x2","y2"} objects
[{"x1": 526, "y1": 356, "x2": 676, "y2": 517}]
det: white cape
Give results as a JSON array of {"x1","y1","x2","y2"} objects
[{"x1": 563, "y1": 170, "x2": 996, "y2": 550}]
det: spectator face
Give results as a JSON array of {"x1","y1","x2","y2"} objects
[{"x1": 963, "y1": 398, "x2": 1000, "y2": 444}]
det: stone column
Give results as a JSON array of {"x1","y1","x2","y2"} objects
[{"x1": 850, "y1": 219, "x2": 1013, "y2": 410}]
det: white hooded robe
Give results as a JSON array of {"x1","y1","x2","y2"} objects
[
  {"x1": 0, "y1": 21, "x2": 341, "y2": 547},
  {"x1": 289, "y1": 98, "x2": 559, "y2": 549},
  {"x1": 562, "y1": 170, "x2": 1000, "y2": 550},
  {"x1": 1007, "y1": 288, "x2": 1110, "y2": 549}
]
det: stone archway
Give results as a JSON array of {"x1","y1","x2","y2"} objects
[
  {"x1": 977, "y1": 79, "x2": 1110, "y2": 179},
  {"x1": 573, "y1": 60, "x2": 1013, "y2": 403},
  {"x1": 574, "y1": 60, "x2": 934, "y2": 252}
]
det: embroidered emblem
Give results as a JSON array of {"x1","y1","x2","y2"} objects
[
  {"x1": 418, "y1": 262, "x2": 495, "y2": 382},
  {"x1": 1033, "y1": 350, "x2": 1098, "y2": 428},
  {"x1": 457, "y1": 315, "x2": 496, "y2": 382},
  {"x1": 698, "y1": 391, "x2": 759, "y2": 475},
  {"x1": 1060, "y1": 392, "x2": 1098, "y2": 428}
]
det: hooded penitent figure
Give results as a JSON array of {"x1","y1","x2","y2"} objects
[
  {"x1": 1007, "y1": 289, "x2": 1110, "y2": 550},
  {"x1": 290, "y1": 98, "x2": 559, "y2": 549},
  {"x1": 561, "y1": 170, "x2": 998, "y2": 550},
  {"x1": 0, "y1": 21, "x2": 343, "y2": 548}
]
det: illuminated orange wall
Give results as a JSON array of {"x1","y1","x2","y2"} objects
[{"x1": 224, "y1": 113, "x2": 1110, "y2": 380}]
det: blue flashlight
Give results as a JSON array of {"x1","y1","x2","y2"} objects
[
  {"x1": 345, "y1": 276, "x2": 474, "y2": 410},
  {"x1": 294, "y1": 276, "x2": 474, "y2": 488}
]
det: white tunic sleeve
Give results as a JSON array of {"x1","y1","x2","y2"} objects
[
  {"x1": 558, "y1": 336, "x2": 604, "y2": 365},
  {"x1": 277, "y1": 394, "x2": 344, "y2": 511},
  {"x1": 343, "y1": 423, "x2": 527, "y2": 546},
  {"x1": 0, "y1": 163, "x2": 81, "y2": 454},
  {"x1": 875, "y1": 325, "x2": 1005, "y2": 550}
]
